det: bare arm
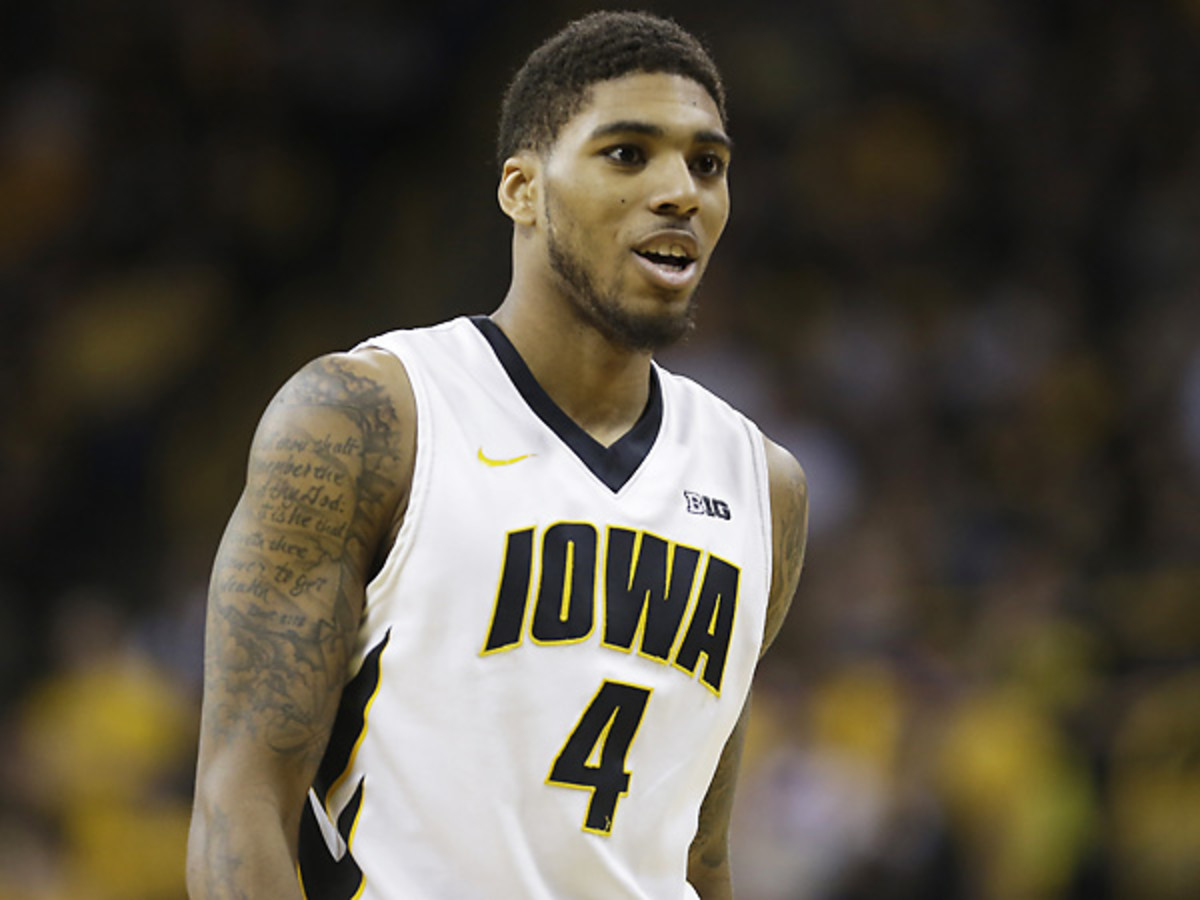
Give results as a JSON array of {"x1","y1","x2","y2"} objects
[
  {"x1": 687, "y1": 700, "x2": 750, "y2": 900},
  {"x1": 187, "y1": 350, "x2": 413, "y2": 899},
  {"x1": 759, "y1": 437, "x2": 808, "y2": 658},
  {"x1": 687, "y1": 437, "x2": 809, "y2": 898}
]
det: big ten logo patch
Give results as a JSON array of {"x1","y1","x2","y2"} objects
[{"x1": 684, "y1": 490, "x2": 731, "y2": 520}]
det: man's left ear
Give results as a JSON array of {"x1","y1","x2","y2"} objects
[{"x1": 497, "y1": 154, "x2": 539, "y2": 227}]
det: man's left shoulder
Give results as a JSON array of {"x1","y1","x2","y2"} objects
[
  {"x1": 759, "y1": 435, "x2": 808, "y2": 655},
  {"x1": 761, "y1": 435, "x2": 806, "y2": 492}
]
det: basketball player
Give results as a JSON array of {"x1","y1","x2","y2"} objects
[{"x1": 187, "y1": 11, "x2": 807, "y2": 899}]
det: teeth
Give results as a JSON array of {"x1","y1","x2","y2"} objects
[{"x1": 642, "y1": 242, "x2": 691, "y2": 260}]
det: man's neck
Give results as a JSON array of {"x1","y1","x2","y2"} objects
[{"x1": 489, "y1": 293, "x2": 654, "y2": 448}]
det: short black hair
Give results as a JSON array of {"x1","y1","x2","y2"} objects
[{"x1": 496, "y1": 10, "x2": 726, "y2": 170}]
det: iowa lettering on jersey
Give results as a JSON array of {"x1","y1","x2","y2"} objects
[{"x1": 481, "y1": 524, "x2": 740, "y2": 695}]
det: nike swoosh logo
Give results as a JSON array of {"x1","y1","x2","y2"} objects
[{"x1": 477, "y1": 447, "x2": 536, "y2": 467}]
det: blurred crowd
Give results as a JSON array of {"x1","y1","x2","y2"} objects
[{"x1": 1, "y1": 1, "x2": 1197, "y2": 898}]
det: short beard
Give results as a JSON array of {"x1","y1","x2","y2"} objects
[{"x1": 545, "y1": 201, "x2": 697, "y2": 352}]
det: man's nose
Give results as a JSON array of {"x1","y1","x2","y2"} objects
[{"x1": 650, "y1": 157, "x2": 700, "y2": 218}]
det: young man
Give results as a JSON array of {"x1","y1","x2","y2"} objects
[{"x1": 187, "y1": 11, "x2": 807, "y2": 899}]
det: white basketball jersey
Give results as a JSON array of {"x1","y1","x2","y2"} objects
[{"x1": 298, "y1": 316, "x2": 772, "y2": 899}]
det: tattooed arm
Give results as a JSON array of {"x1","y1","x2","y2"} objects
[
  {"x1": 688, "y1": 701, "x2": 750, "y2": 900},
  {"x1": 687, "y1": 437, "x2": 808, "y2": 898},
  {"x1": 759, "y1": 436, "x2": 808, "y2": 659},
  {"x1": 187, "y1": 350, "x2": 414, "y2": 899}
]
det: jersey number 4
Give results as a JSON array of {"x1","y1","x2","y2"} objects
[{"x1": 548, "y1": 680, "x2": 651, "y2": 835}]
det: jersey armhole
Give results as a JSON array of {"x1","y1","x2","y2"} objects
[{"x1": 354, "y1": 338, "x2": 431, "y2": 600}]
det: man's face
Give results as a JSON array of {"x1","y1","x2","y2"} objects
[{"x1": 538, "y1": 72, "x2": 732, "y2": 350}]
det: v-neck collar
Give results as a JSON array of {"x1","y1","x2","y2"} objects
[{"x1": 471, "y1": 316, "x2": 662, "y2": 493}]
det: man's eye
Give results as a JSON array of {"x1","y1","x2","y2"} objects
[
  {"x1": 604, "y1": 145, "x2": 645, "y2": 166},
  {"x1": 691, "y1": 153, "x2": 727, "y2": 177}
]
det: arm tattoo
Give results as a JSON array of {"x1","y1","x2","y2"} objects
[
  {"x1": 694, "y1": 710, "x2": 746, "y2": 868},
  {"x1": 763, "y1": 446, "x2": 808, "y2": 653},
  {"x1": 195, "y1": 807, "x2": 250, "y2": 900},
  {"x1": 203, "y1": 355, "x2": 406, "y2": 767},
  {"x1": 688, "y1": 704, "x2": 750, "y2": 897}
]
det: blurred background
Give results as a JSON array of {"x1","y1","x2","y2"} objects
[{"x1": 1, "y1": 0, "x2": 1198, "y2": 897}]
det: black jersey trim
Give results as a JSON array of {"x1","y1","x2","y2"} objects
[
  {"x1": 313, "y1": 629, "x2": 390, "y2": 805},
  {"x1": 298, "y1": 779, "x2": 365, "y2": 900},
  {"x1": 471, "y1": 316, "x2": 661, "y2": 493},
  {"x1": 298, "y1": 629, "x2": 388, "y2": 899}
]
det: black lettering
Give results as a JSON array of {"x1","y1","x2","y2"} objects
[
  {"x1": 483, "y1": 529, "x2": 535, "y2": 652},
  {"x1": 532, "y1": 523, "x2": 597, "y2": 643},
  {"x1": 268, "y1": 534, "x2": 310, "y2": 560},
  {"x1": 218, "y1": 575, "x2": 270, "y2": 600},
  {"x1": 603, "y1": 529, "x2": 699, "y2": 660},
  {"x1": 673, "y1": 555, "x2": 740, "y2": 693},
  {"x1": 547, "y1": 680, "x2": 650, "y2": 834},
  {"x1": 289, "y1": 573, "x2": 328, "y2": 598},
  {"x1": 314, "y1": 517, "x2": 346, "y2": 538}
]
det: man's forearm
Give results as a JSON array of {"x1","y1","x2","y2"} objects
[
  {"x1": 688, "y1": 866, "x2": 734, "y2": 900},
  {"x1": 187, "y1": 801, "x2": 305, "y2": 900}
]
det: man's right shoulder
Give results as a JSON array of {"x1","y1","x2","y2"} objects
[
  {"x1": 277, "y1": 345, "x2": 416, "y2": 427},
  {"x1": 252, "y1": 347, "x2": 418, "y2": 523}
]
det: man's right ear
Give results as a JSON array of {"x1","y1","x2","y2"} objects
[{"x1": 497, "y1": 154, "x2": 539, "y2": 227}]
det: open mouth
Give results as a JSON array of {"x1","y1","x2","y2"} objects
[
  {"x1": 635, "y1": 250, "x2": 695, "y2": 271},
  {"x1": 632, "y1": 232, "x2": 701, "y2": 289}
]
